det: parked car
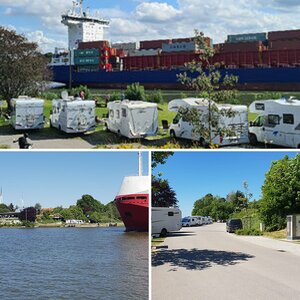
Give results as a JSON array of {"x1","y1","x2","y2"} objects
[{"x1": 226, "y1": 219, "x2": 243, "y2": 233}]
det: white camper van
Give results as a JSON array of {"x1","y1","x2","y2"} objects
[
  {"x1": 249, "y1": 98, "x2": 300, "y2": 148},
  {"x1": 168, "y1": 98, "x2": 249, "y2": 146},
  {"x1": 182, "y1": 216, "x2": 199, "y2": 227},
  {"x1": 11, "y1": 96, "x2": 44, "y2": 130},
  {"x1": 152, "y1": 207, "x2": 182, "y2": 237},
  {"x1": 50, "y1": 92, "x2": 96, "y2": 133},
  {"x1": 105, "y1": 100, "x2": 158, "y2": 139}
]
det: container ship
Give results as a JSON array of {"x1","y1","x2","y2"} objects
[
  {"x1": 50, "y1": 0, "x2": 300, "y2": 91},
  {"x1": 114, "y1": 153, "x2": 149, "y2": 232}
]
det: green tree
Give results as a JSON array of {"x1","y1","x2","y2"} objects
[
  {"x1": 152, "y1": 152, "x2": 174, "y2": 169},
  {"x1": 260, "y1": 155, "x2": 300, "y2": 231},
  {"x1": 226, "y1": 190, "x2": 248, "y2": 211},
  {"x1": 0, "y1": 26, "x2": 50, "y2": 111},
  {"x1": 0, "y1": 203, "x2": 10, "y2": 213},
  {"x1": 60, "y1": 206, "x2": 87, "y2": 221},
  {"x1": 152, "y1": 177, "x2": 178, "y2": 207},
  {"x1": 76, "y1": 194, "x2": 105, "y2": 215},
  {"x1": 125, "y1": 83, "x2": 145, "y2": 100},
  {"x1": 178, "y1": 30, "x2": 239, "y2": 145},
  {"x1": 105, "y1": 201, "x2": 121, "y2": 221}
]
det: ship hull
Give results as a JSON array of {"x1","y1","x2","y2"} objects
[
  {"x1": 51, "y1": 65, "x2": 300, "y2": 91},
  {"x1": 115, "y1": 193, "x2": 148, "y2": 232}
]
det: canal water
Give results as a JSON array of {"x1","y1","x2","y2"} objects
[{"x1": 0, "y1": 227, "x2": 148, "y2": 300}]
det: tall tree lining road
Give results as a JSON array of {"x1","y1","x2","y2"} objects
[{"x1": 152, "y1": 223, "x2": 300, "y2": 300}]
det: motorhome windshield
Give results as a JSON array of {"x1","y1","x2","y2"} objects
[{"x1": 182, "y1": 218, "x2": 190, "y2": 222}]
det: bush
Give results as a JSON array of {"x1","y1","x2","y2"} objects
[
  {"x1": 235, "y1": 228, "x2": 262, "y2": 236},
  {"x1": 41, "y1": 92, "x2": 60, "y2": 100},
  {"x1": 22, "y1": 221, "x2": 35, "y2": 228},
  {"x1": 71, "y1": 85, "x2": 91, "y2": 99},
  {"x1": 147, "y1": 90, "x2": 163, "y2": 103},
  {"x1": 109, "y1": 92, "x2": 121, "y2": 101},
  {"x1": 125, "y1": 83, "x2": 145, "y2": 100}
]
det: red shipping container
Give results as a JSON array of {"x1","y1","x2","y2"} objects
[
  {"x1": 269, "y1": 39, "x2": 300, "y2": 50},
  {"x1": 78, "y1": 40, "x2": 110, "y2": 50},
  {"x1": 269, "y1": 30, "x2": 300, "y2": 41},
  {"x1": 220, "y1": 41, "x2": 263, "y2": 53},
  {"x1": 140, "y1": 39, "x2": 171, "y2": 50}
]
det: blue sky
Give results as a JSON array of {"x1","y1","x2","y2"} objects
[
  {"x1": 1, "y1": 0, "x2": 300, "y2": 52},
  {"x1": 153, "y1": 151, "x2": 298, "y2": 217},
  {"x1": 0, "y1": 151, "x2": 149, "y2": 209}
]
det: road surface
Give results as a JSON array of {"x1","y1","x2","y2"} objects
[{"x1": 152, "y1": 223, "x2": 300, "y2": 300}]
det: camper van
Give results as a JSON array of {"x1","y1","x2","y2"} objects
[
  {"x1": 50, "y1": 92, "x2": 96, "y2": 133},
  {"x1": 11, "y1": 96, "x2": 44, "y2": 130},
  {"x1": 168, "y1": 98, "x2": 249, "y2": 146},
  {"x1": 152, "y1": 207, "x2": 182, "y2": 237},
  {"x1": 105, "y1": 100, "x2": 158, "y2": 139},
  {"x1": 249, "y1": 98, "x2": 300, "y2": 148},
  {"x1": 182, "y1": 216, "x2": 199, "y2": 227}
]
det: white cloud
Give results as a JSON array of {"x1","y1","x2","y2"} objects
[{"x1": 3, "y1": 1, "x2": 300, "y2": 50}]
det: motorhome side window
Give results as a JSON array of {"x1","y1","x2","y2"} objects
[
  {"x1": 267, "y1": 114, "x2": 280, "y2": 126},
  {"x1": 122, "y1": 108, "x2": 127, "y2": 118},
  {"x1": 283, "y1": 114, "x2": 294, "y2": 125},
  {"x1": 173, "y1": 114, "x2": 180, "y2": 124},
  {"x1": 109, "y1": 109, "x2": 114, "y2": 118},
  {"x1": 116, "y1": 110, "x2": 120, "y2": 119},
  {"x1": 255, "y1": 103, "x2": 265, "y2": 110},
  {"x1": 168, "y1": 212, "x2": 174, "y2": 217}
]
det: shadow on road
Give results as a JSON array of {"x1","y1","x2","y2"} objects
[
  {"x1": 152, "y1": 248, "x2": 254, "y2": 271},
  {"x1": 168, "y1": 231, "x2": 196, "y2": 237}
]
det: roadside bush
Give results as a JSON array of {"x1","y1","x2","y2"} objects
[
  {"x1": 254, "y1": 92, "x2": 282, "y2": 100},
  {"x1": 22, "y1": 221, "x2": 35, "y2": 228},
  {"x1": 235, "y1": 228, "x2": 262, "y2": 236},
  {"x1": 125, "y1": 83, "x2": 145, "y2": 100},
  {"x1": 147, "y1": 90, "x2": 163, "y2": 103}
]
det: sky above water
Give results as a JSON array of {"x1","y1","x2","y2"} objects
[
  {"x1": 1, "y1": 0, "x2": 300, "y2": 52},
  {"x1": 0, "y1": 151, "x2": 149, "y2": 209},
  {"x1": 152, "y1": 151, "x2": 298, "y2": 217}
]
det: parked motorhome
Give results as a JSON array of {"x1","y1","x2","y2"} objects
[
  {"x1": 182, "y1": 216, "x2": 198, "y2": 227},
  {"x1": 11, "y1": 96, "x2": 44, "y2": 130},
  {"x1": 105, "y1": 100, "x2": 158, "y2": 139},
  {"x1": 249, "y1": 98, "x2": 300, "y2": 148},
  {"x1": 50, "y1": 92, "x2": 96, "y2": 133},
  {"x1": 168, "y1": 98, "x2": 249, "y2": 146},
  {"x1": 152, "y1": 207, "x2": 182, "y2": 237}
]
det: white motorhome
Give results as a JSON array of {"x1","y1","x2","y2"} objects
[
  {"x1": 105, "y1": 100, "x2": 158, "y2": 139},
  {"x1": 50, "y1": 92, "x2": 96, "y2": 133},
  {"x1": 168, "y1": 98, "x2": 249, "y2": 146},
  {"x1": 249, "y1": 98, "x2": 300, "y2": 148},
  {"x1": 182, "y1": 216, "x2": 198, "y2": 227},
  {"x1": 11, "y1": 96, "x2": 44, "y2": 130},
  {"x1": 152, "y1": 207, "x2": 182, "y2": 237}
]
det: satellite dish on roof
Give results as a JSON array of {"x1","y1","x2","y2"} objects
[{"x1": 61, "y1": 91, "x2": 69, "y2": 100}]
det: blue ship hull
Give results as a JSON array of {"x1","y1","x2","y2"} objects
[{"x1": 51, "y1": 66, "x2": 300, "y2": 91}]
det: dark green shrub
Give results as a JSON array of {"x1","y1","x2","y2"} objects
[
  {"x1": 71, "y1": 85, "x2": 91, "y2": 99},
  {"x1": 125, "y1": 83, "x2": 145, "y2": 100},
  {"x1": 147, "y1": 90, "x2": 163, "y2": 103}
]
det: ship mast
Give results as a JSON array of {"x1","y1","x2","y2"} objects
[{"x1": 138, "y1": 152, "x2": 143, "y2": 176}]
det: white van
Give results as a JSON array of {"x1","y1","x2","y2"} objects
[
  {"x1": 11, "y1": 96, "x2": 44, "y2": 130},
  {"x1": 105, "y1": 100, "x2": 158, "y2": 139},
  {"x1": 152, "y1": 207, "x2": 182, "y2": 237},
  {"x1": 182, "y1": 216, "x2": 198, "y2": 227},
  {"x1": 168, "y1": 98, "x2": 249, "y2": 146},
  {"x1": 249, "y1": 98, "x2": 300, "y2": 148},
  {"x1": 50, "y1": 92, "x2": 96, "y2": 133}
]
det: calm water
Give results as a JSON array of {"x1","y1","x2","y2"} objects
[{"x1": 0, "y1": 227, "x2": 148, "y2": 300}]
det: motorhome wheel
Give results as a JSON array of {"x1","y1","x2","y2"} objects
[
  {"x1": 170, "y1": 130, "x2": 176, "y2": 139},
  {"x1": 160, "y1": 228, "x2": 167, "y2": 237},
  {"x1": 249, "y1": 133, "x2": 258, "y2": 146}
]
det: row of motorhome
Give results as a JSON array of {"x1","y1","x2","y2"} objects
[
  {"x1": 10, "y1": 95, "x2": 300, "y2": 148},
  {"x1": 182, "y1": 216, "x2": 213, "y2": 227}
]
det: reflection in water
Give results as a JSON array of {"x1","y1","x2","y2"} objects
[{"x1": 0, "y1": 228, "x2": 148, "y2": 300}]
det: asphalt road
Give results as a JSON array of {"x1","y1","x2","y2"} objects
[{"x1": 152, "y1": 223, "x2": 300, "y2": 300}]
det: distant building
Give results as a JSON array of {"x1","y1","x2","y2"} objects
[{"x1": 0, "y1": 212, "x2": 21, "y2": 225}]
